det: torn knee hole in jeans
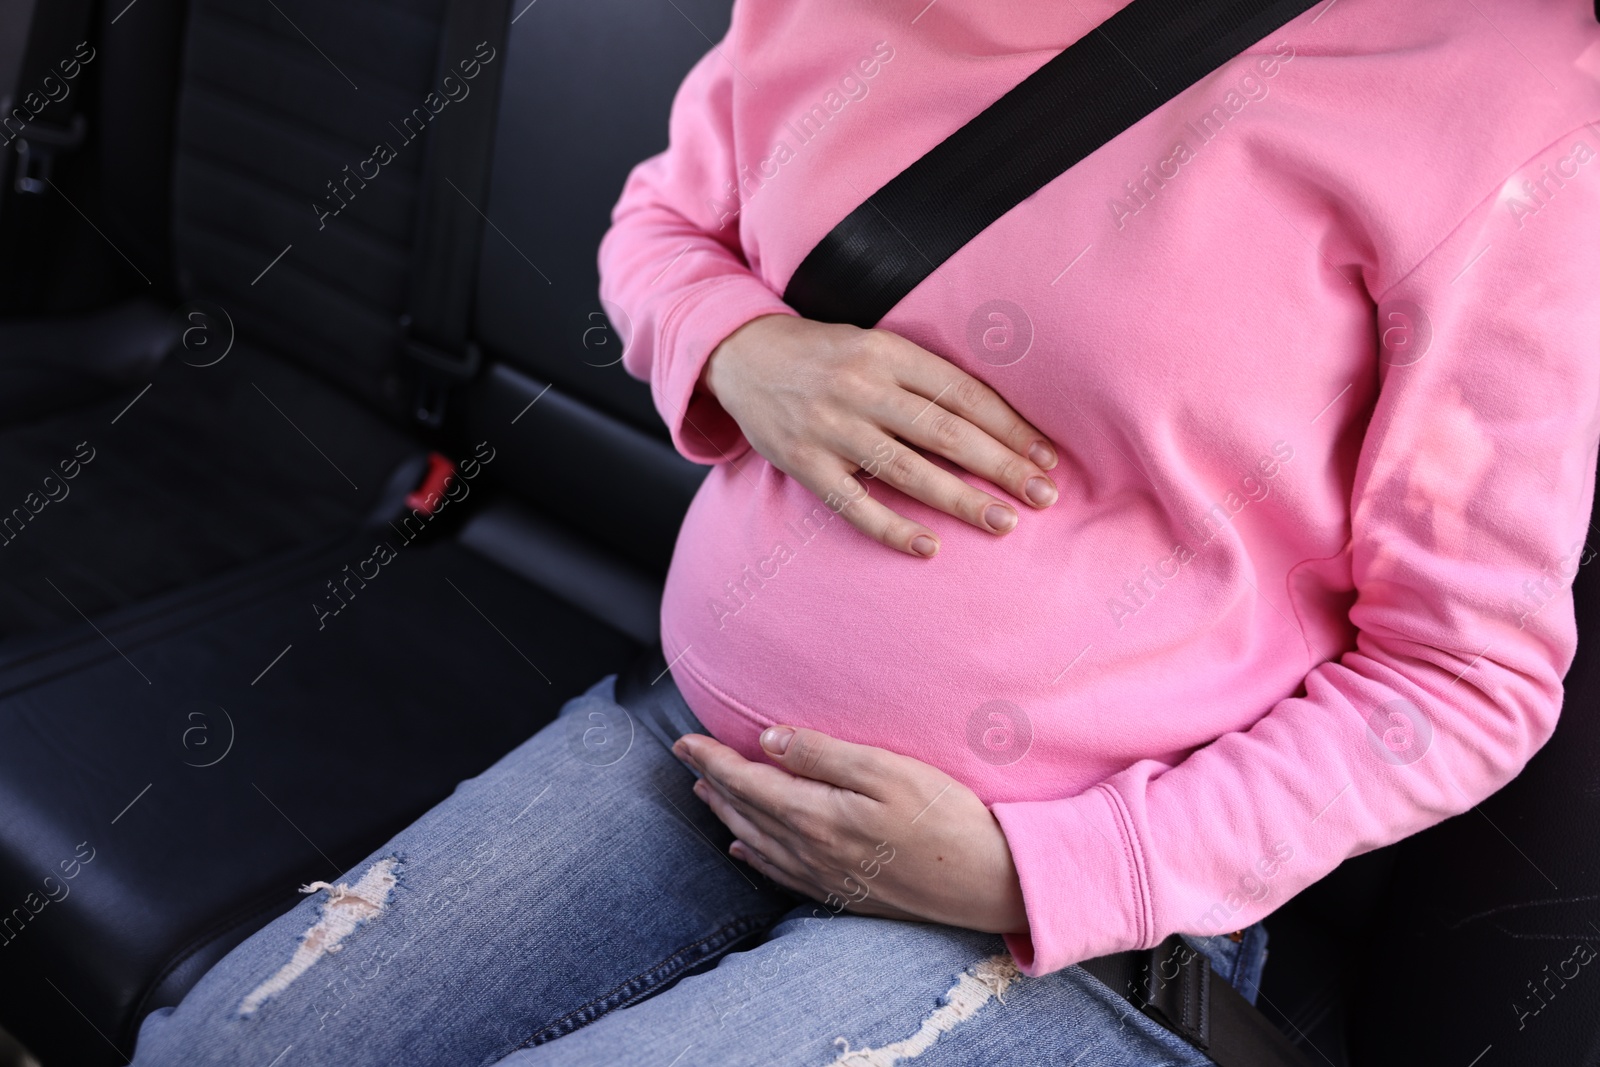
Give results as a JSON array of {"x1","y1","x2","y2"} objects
[
  {"x1": 829, "y1": 953, "x2": 1022, "y2": 1066},
  {"x1": 237, "y1": 856, "x2": 401, "y2": 1018}
]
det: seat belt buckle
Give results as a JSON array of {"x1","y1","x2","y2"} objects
[
  {"x1": 398, "y1": 315, "x2": 481, "y2": 428},
  {"x1": 404, "y1": 452, "x2": 457, "y2": 515},
  {"x1": 10, "y1": 114, "x2": 87, "y2": 195},
  {"x1": 1137, "y1": 934, "x2": 1212, "y2": 1051}
]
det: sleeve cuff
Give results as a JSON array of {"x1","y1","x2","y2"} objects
[
  {"x1": 991, "y1": 783, "x2": 1153, "y2": 976},
  {"x1": 656, "y1": 274, "x2": 797, "y2": 465}
]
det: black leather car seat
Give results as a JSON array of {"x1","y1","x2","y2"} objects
[{"x1": 0, "y1": 0, "x2": 721, "y2": 1062}]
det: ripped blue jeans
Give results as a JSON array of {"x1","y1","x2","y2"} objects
[{"x1": 131, "y1": 673, "x2": 1270, "y2": 1067}]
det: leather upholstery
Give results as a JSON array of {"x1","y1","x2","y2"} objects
[
  {"x1": 0, "y1": 0, "x2": 723, "y2": 1061},
  {"x1": 0, "y1": 528, "x2": 638, "y2": 1065},
  {"x1": 172, "y1": 0, "x2": 451, "y2": 416},
  {"x1": 0, "y1": 299, "x2": 174, "y2": 424},
  {"x1": 461, "y1": 363, "x2": 706, "y2": 576},
  {"x1": 0, "y1": 337, "x2": 420, "y2": 638},
  {"x1": 472, "y1": 0, "x2": 733, "y2": 434}
]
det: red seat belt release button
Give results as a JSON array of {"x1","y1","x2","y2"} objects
[{"x1": 405, "y1": 452, "x2": 457, "y2": 515}]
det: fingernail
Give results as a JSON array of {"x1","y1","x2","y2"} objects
[
  {"x1": 673, "y1": 738, "x2": 693, "y2": 762},
  {"x1": 1025, "y1": 476, "x2": 1058, "y2": 507},
  {"x1": 910, "y1": 535, "x2": 938, "y2": 557},
  {"x1": 984, "y1": 504, "x2": 1017, "y2": 533},
  {"x1": 760, "y1": 726, "x2": 795, "y2": 755},
  {"x1": 692, "y1": 779, "x2": 708, "y2": 800},
  {"x1": 1028, "y1": 441, "x2": 1056, "y2": 469}
]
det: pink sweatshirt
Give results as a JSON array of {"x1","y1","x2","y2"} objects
[{"x1": 598, "y1": 0, "x2": 1600, "y2": 976}]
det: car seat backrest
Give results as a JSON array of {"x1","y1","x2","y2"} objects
[
  {"x1": 170, "y1": 0, "x2": 450, "y2": 414},
  {"x1": 171, "y1": 0, "x2": 738, "y2": 435},
  {"x1": 473, "y1": 0, "x2": 734, "y2": 434},
  {"x1": 164, "y1": 0, "x2": 736, "y2": 575},
  {"x1": 442, "y1": 0, "x2": 735, "y2": 575},
  {"x1": 166, "y1": 0, "x2": 733, "y2": 576}
]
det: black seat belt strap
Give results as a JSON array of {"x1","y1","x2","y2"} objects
[
  {"x1": 782, "y1": 0, "x2": 1322, "y2": 329},
  {"x1": 0, "y1": 0, "x2": 95, "y2": 311},
  {"x1": 399, "y1": 0, "x2": 513, "y2": 427},
  {"x1": 1079, "y1": 934, "x2": 1318, "y2": 1067}
]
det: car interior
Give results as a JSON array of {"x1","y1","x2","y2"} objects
[{"x1": 1, "y1": 1, "x2": 1597, "y2": 1064}]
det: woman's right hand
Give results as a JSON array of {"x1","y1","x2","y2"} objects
[{"x1": 698, "y1": 313, "x2": 1061, "y2": 558}]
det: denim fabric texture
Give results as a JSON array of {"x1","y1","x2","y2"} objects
[{"x1": 131, "y1": 674, "x2": 1269, "y2": 1066}]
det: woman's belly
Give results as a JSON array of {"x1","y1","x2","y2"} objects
[{"x1": 659, "y1": 444, "x2": 1347, "y2": 806}]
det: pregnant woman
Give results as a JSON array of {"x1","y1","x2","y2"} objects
[{"x1": 133, "y1": 1, "x2": 1600, "y2": 1064}]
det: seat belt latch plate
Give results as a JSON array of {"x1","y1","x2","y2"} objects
[
  {"x1": 1140, "y1": 935, "x2": 1213, "y2": 1051},
  {"x1": 10, "y1": 113, "x2": 88, "y2": 195}
]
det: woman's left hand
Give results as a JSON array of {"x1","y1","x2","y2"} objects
[{"x1": 672, "y1": 726, "x2": 1029, "y2": 934}]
